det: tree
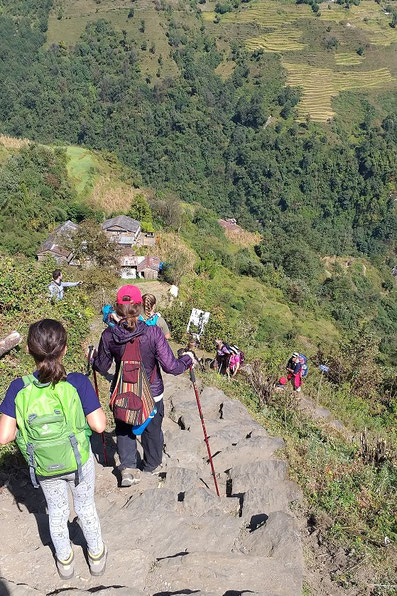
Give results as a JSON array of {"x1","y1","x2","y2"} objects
[
  {"x1": 66, "y1": 220, "x2": 120, "y2": 270},
  {"x1": 129, "y1": 194, "x2": 151, "y2": 221}
]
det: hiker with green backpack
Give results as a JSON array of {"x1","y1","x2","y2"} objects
[{"x1": 0, "y1": 319, "x2": 108, "y2": 580}]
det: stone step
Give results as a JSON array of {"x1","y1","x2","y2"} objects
[
  {"x1": 145, "y1": 550, "x2": 302, "y2": 595},
  {"x1": 241, "y1": 481, "x2": 303, "y2": 520},
  {"x1": 0, "y1": 378, "x2": 303, "y2": 596},
  {"x1": 237, "y1": 511, "x2": 302, "y2": 567},
  {"x1": 229, "y1": 459, "x2": 288, "y2": 494},
  {"x1": 212, "y1": 434, "x2": 285, "y2": 473}
]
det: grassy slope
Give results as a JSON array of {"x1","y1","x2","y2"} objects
[
  {"x1": 48, "y1": 0, "x2": 180, "y2": 80},
  {"x1": 65, "y1": 145, "x2": 149, "y2": 215}
]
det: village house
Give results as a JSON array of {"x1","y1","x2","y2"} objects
[
  {"x1": 102, "y1": 215, "x2": 141, "y2": 248},
  {"x1": 102, "y1": 215, "x2": 156, "y2": 248},
  {"x1": 120, "y1": 250, "x2": 161, "y2": 280},
  {"x1": 37, "y1": 218, "x2": 160, "y2": 278},
  {"x1": 36, "y1": 220, "x2": 79, "y2": 265}
]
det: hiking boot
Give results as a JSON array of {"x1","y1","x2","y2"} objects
[
  {"x1": 88, "y1": 544, "x2": 108, "y2": 577},
  {"x1": 121, "y1": 468, "x2": 140, "y2": 487},
  {"x1": 56, "y1": 549, "x2": 74, "y2": 580}
]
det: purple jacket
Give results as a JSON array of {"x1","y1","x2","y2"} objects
[{"x1": 93, "y1": 320, "x2": 192, "y2": 397}]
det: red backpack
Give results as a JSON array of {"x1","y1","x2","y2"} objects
[{"x1": 110, "y1": 339, "x2": 156, "y2": 428}]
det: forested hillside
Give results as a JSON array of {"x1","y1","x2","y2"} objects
[{"x1": 0, "y1": 0, "x2": 396, "y2": 593}]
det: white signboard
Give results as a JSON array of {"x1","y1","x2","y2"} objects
[{"x1": 187, "y1": 308, "x2": 210, "y2": 338}]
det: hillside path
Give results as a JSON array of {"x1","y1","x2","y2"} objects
[{"x1": 0, "y1": 372, "x2": 303, "y2": 596}]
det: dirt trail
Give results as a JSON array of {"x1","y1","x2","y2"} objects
[{"x1": 0, "y1": 371, "x2": 303, "y2": 595}]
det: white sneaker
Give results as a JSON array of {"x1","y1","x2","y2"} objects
[
  {"x1": 88, "y1": 544, "x2": 108, "y2": 577},
  {"x1": 56, "y1": 549, "x2": 74, "y2": 580},
  {"x1": 121, "y1": 468, "x2": 140, "y2": 487}
]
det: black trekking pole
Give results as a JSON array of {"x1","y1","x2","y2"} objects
[
  {"x1": 87, "y1": 346, "x2": 108, "y2": 466},
  {"x1": 189, "y1": 366, "x2": 220, "y2": 497}
]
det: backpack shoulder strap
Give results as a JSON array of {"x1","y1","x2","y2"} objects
[{"x1": 21, "y1": 374, "x2": 36, "y2": 388}]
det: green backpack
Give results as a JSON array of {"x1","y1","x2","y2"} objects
[{"x1": 15, "y1": 375, "x2": 91, "y2": 488}]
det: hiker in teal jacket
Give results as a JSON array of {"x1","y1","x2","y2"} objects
[
  {"x1": 0, "y1": 319, "x2": 107, "y2": 580},
  {"x1": 48, "y1": 269, "x2": 83, "y2": 301},
  {"x1": 141, "y1": 293, "x2": 171, "y2": 339}
]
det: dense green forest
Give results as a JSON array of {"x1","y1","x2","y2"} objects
[{"x1": 0, "y1": 0, "x2": 396, "y2": 257}]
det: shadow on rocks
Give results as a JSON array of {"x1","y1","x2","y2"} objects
[
  {"x1": 0, "y1": 439, "x2": 116, "y2": 555},
  {"x1": 0, "y1": 575, "x2": 10, "y2": 596},
  {"x1": 90, "y1": 430, "x2": 118, "y2": 468}
]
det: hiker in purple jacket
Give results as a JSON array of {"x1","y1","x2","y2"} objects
[{"x1": 93, "y1": 285, "x2": 194, "y2": 487}]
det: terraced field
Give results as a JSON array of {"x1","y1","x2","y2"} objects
[
  {"x1": 246, "y1": 27, "x2": 305, "y2": 52},
  {"x1": 320, "y1": 2, "x2": 397, "y2": 46},
  {"x1": 284, "y1": 62, "x2": 394, "y2": 121},
  {"x1": 221, "y1": 0, "x2": 311, "y2": 27},
  {"x1": 334, "y1": 52, "x2": 364, "y2": 66},
  {"x1": 202, "y1": 0, "x2": 397, "y2": 121}
]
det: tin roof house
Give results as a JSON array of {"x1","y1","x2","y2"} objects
[
  {"x1": 120, "y1": 250, "x2": 160, "y2": 280},
  {"x1": 102, "y1": 216, "x2": 141, "y2": 248},
  {"x1": 37, "y1": 220, "x2": 79, "y2": 265}
]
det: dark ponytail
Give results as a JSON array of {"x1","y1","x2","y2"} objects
[
  {"x1": 115, "y1": 302, "x2": 142, "y2": 331},
  {"x1": 27, "y1": 319, "x2": 67, "y2": 385}
]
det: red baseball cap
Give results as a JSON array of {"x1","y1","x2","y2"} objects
[{"x1": 116, "y1": 285, "x2": 143, "y2": 305}]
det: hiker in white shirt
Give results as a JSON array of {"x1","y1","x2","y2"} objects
[{"x1": 49, "y1": 269, "x2": 83, "y2": 301}]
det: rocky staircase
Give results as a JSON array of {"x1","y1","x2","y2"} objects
[{"x1": 0, "y1": 373, "x2": 303, "y2": 596}]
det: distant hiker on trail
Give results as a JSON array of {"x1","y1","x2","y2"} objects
[
  {"x1": 49, "y1": 269, "x2": 83, "y2": 302},
  {"x1": 178, "y1": 337, "x2": 202, "y2": 369},
  {"x1": 229, "y1": 349, "x2": 241, "y2": 378},
  {"x1": 93, "y1": 285, "x2": 194, "y2": 487},
  {"x1": 0, "y1": 319, "x2": 108, "y2": 580},
  {"x1": 215, "y1": 339, "x2": 231, "y2": 375},
  {"x1": 141, "y1": 293, "x2": 171, "y2": 339},
  {"x1": 286, "y1": 352, "x2": 303, "y2": 392}
]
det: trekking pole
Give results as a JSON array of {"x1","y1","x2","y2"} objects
[
  {"x1": 189, "y1": 366, "x2": 220, "y2": 497},
  {"x1": 87, "y1": 346, "x2": 108, "y2": 466}
]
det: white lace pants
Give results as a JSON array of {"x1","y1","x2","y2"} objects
[{"x1": 39, "y1": 452, "x2": 103, "y2": 561}]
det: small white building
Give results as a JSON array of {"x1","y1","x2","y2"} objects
[{"x1": 120, "y1": 250, "x2": 160, "y2": 280}]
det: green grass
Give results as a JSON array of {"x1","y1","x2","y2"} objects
[{"x1": 65, "y1": 146, "x2": 100, "y2": 197}]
